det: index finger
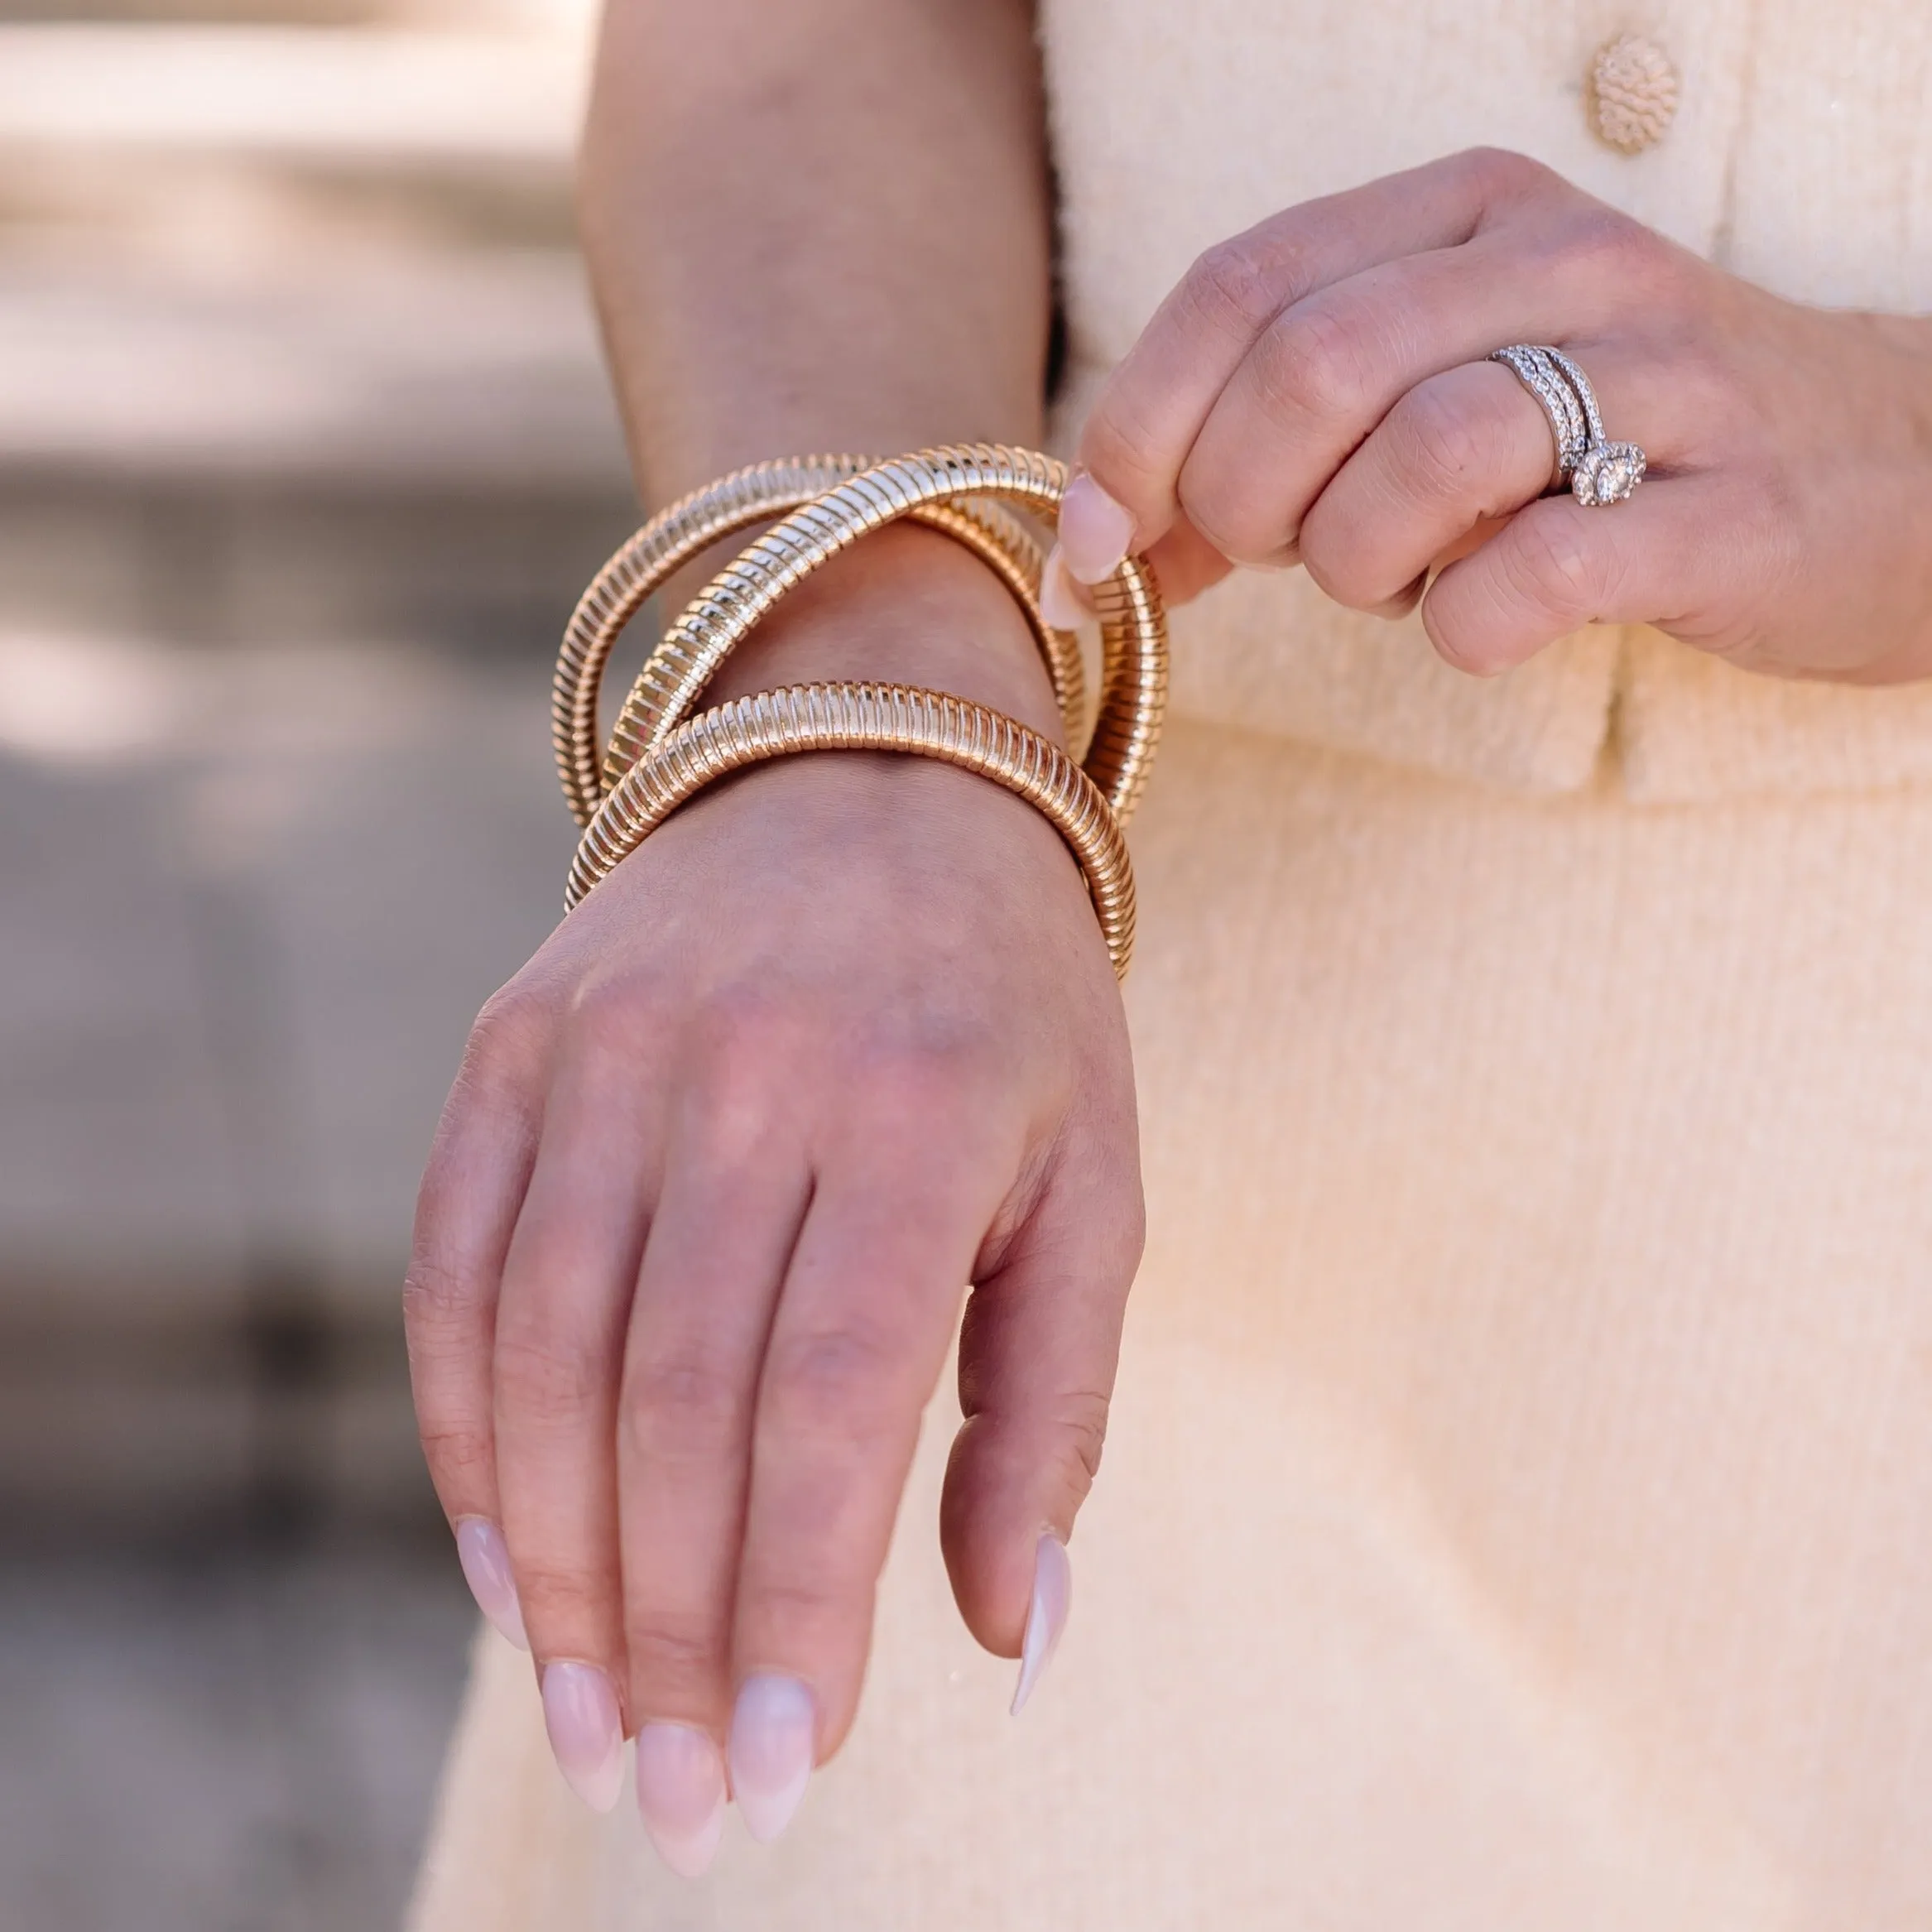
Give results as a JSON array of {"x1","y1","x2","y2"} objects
[{"x1": 1065, "y1": 147, "x2": 1540, "y2": 576}]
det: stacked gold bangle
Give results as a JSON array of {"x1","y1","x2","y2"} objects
[{"x1": 551, "y1": 443, "x2": 1168, "y2": 978}]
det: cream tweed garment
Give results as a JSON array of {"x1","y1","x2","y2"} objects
[{"x1": 411, "y1": 3, "x2": 1932, "y2": 1925}]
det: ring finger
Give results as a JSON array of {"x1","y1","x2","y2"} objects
[
  {"x1": 617, "y1": 1100, "x2": 812, "y2": 1873},
  {"x1": 493, "y1": 1042, "x2": 666, "y2": 1811},
  {"x1": 1298, "y1": 341, "x2": 1685, "y2": 616}
]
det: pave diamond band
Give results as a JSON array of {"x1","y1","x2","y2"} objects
[
  {"x1": 1489, "y1": 343, "x2": 1646, "y2": 507},
  {"x1": 1490, "y1": 344, "x2": 1589, "y2": 483}
]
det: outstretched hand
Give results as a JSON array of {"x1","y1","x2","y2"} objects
[{"x1": 404, "y1": 528, "x2": 1142, "y2": 1871}]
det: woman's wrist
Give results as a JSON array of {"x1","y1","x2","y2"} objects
[{"x1": 690, "y1": 518, "x2": 1068, "y2": 744}]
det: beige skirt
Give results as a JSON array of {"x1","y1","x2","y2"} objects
[{"x1": 411, "y1": 717, "x2": 1932, "y2": 1931}]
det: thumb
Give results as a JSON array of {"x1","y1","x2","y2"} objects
[{"x1": 939, "y1": 1134, "x2": 1144, "y2": 1711}]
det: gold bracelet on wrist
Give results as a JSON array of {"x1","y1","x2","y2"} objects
[
  {"x1": 553, "y1": 455, "x2": 1087, "y2": 828},
  {"x1": 551, "y1": 443, "x2": 1170, "y2": 978},
  {"x1": 596, "y1": 444, "x2": 1166, "y2": 831},
  {"x1": 565, "y1": 682, "x2": 1137, "y2": 977}
]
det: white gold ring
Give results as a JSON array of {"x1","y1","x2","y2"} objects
[{"x1": 1489, "y1": 344, "x2": 1646, "y2": 507}]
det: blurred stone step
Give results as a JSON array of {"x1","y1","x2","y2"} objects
[{"x1": 0, "y1": 22, "x2": 587, "y2": 169}]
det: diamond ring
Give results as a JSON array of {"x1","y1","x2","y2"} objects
[{"x1": 1489, "y1": 344, "x2": 1646, "y2": 507}]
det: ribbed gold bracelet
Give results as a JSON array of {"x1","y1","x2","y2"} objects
[
  {"x1": 597, "y1": 444, "x2": 1168, "y2": 830},
  {"x1": 565, "y1": 682, "x2": 1137, "y2": 976},
  {"x1": 552, "y1": 456, "x2": 1087, "y2": 828}
]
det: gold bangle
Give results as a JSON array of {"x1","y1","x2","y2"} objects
[
  {"x1": 552, "y1": 456, "x2": 1087, "y2": 828},
  {"x1": 565, "y1": 682, "x2": 1138, "y2": 978},
  {"x1": 598, "y1": 444, "x2": 1168, "y2": 830}
]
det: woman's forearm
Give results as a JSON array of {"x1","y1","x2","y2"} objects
[{"x1": 579, "y1": 0, "x2": 1053, "y2": 503}]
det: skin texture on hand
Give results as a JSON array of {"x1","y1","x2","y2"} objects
[
  {"x1": 1053, "y1": 147, "x2": 1932, "y2": 685},
  {"x1": 406, "y1": 527, "x2": 1144, "y2": 1850}
]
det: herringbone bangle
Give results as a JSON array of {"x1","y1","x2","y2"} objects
[
  {"x1": 553, "y1": 457, "x2": 1086, "y2": 828},
  {"x1": 598, "y1": 444, "x2": 1168, "y2": 831},
  {"x1": 566, "y1": 682, "x2": 1138, "y2": 978}
]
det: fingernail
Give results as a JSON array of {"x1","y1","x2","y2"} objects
[
  {"x1": 1010, "y1": 1533, "x2": 1071, "y2": 1717},
  {"x1": 1058, "y1": 473, "x2": 1134, "y2": 584},
  {"x1": 454, "y1": 1518, "x2": 528, "y2": 1651},
  {"x1": 728, "y1": 1674, "x2": 816, "y2": 1843},
  {"x1": 635, "y1": 1722, "x2": 727, "y2": 1877},
  {"x1": 541, "y1": 1661, "x2": 626, "y2": 1813},
  {"x1": 1038, "y1": 545, "x2": 1093, "y2": 631}
]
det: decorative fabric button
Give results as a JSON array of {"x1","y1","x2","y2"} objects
[{"x1": 1588, "y1": 33, "x2": 1680, "y2": 152}]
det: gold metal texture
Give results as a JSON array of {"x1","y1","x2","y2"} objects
[
  {"x1": 553, "y1": 455, "x2": 1087, "y2": 828},
  {"x1": 594, "y1": 445, "x2": 1168, "y2": 830},
  {"x1": 565, "y1": 682, "x2": 1138, "y2": 979}
]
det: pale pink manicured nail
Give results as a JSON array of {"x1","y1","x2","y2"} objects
[
  {"x1": 1039, "y1": 545, "x2": 1093, "y2": 631},
  {"x1": 1058, "y1": 473, "x2": 1135, "y2": 583},
  {"x1": 728, "y1": 1674, "x2": 815, "y2": 1843},
  {"x1": 636, "y1": 1723, "x2": 727, "y2": 1877},
  {"x1": 1010, "y1": 1534, "x2": 1071, "y2": 1716},
  {"x1": 454, "y1": 1518, "x2": 528, "y2": 1651},
  {"x1": 541, "y1": 1661, "x2": 626, "y2": 1813}
]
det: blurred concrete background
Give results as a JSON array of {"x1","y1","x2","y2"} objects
[{"x1": 0, "y1": 0, "x2": 639, "y2": 1922}]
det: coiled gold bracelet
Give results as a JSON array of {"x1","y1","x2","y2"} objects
[
  {"x1": 553, "y1": 444, "x2": 1169, "y2": 978},
  {"x1": 552, "y1": 455, "x2": 1088, "y2": 828},
  {"x1": 565, "y1": 683, "x2": 1137, "y2": 975}
]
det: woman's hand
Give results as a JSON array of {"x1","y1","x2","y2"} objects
[
  {"x1": 1047, "y1": 146, "x2": 1932, "y2": 684},
  {"x1": 403, "y1": 529, "x2": 1142, "y2": 1868}
]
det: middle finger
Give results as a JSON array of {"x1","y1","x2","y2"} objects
[{"x1": 1175, "y1": 229, "x2": 1641, "y2": 565}]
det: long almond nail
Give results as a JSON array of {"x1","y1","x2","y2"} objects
[
  {"x1": 453, "y1": 1518, "x2": 528, "y2": 1651},
  {"x1": 1058, "y1": 473, "x2": 1134, "y2": 583},
  {"x1": 728, "y1": 1674, "x2": 815, "y2": 1843},
  {"x1": 1011, "y1": 1533, "x2": 1071, "y2": 1716},
  {"x1": 1039, "y1": 545, "x2": 1093, "y2": 631},
  {"x1": 541, "y1": 1661, "x2": 625, "y2": 1812},
  {"x1": 636, "y1": 1723, "x2": 727, "y2": 1877}
]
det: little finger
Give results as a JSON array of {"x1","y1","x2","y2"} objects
[
  {"x1": 1422, "y1": 474, "x2": 1735, "y2": 675},
  {"x1": 493, "y1": 1040, "x2": 666, "y2": 1812},
  {"x1": 404, "y1": 991, "x2": 553, "y2": 1651}
]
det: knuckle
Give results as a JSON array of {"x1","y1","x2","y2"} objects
[
  {"x1": 682, "y1": 993, "x2": 818, "y2": 1161},
  {"x1": 622, "y1": 1348, "x2": 747, "y2": 1465},
  {"x1": 493, "y1": 1320, "x2": 605, "y2": 1430},
  {"x1": 1173, "y1": 463, "x2": 1260, "y2": 565},
  {"x1": 739, "y1": 1574, "x2": 864, "y2": 1644},
  {"x1": 566, "y1": 971, "x2": 674, "y2": 1060},
  {"x1": 1183, "y1": 234, "x2": 1293, "y2": 340},
  {"x1": 415, "y1": 1417, "x2": 493, "y2": 1480},
  {"x1": 853, "y1": 1028, "x2": 997, "y2": 1123},
  {"x1": 1509, "y1": 512, "x2": 1603, "y2": 616},
  {"x1": 624, "y1": 1612, "x2": 723, "y2": 1698},
  {"x1": 466, "y1": 980, "x2": 555, "y2": 1072},
  {"x1": 1295, "y1": 508, "x2": 1373, "y2": 607},
  {"x1": 1251, "y1": 303, "x2": 1375, "y2": 427},
  {"x1": 401, "y1": 1252, "x2": 479, "y2": 1338},
  {"x1": 1396, "y1": 382, "x2": 1499, "y2": 497},
  {"x1": 1459, "y1": 145, "x2": 1553, "y2": 204},
  {"x1": 762, "y1": 1319, "x2": 911, "y2": 1444},
  {"x1": 1050, "y1": 1386, "x2": 1113, "y2": 1492},
  {"x1": 1083, "y1": 386, "x2": 1170, "y2": 496},
  {"x1": 1555, "y1": 206, "x2": 1665, "y2": 289},
  {"x1": 508, "y1": 1555, "x2": 602, "y2": 1625}
]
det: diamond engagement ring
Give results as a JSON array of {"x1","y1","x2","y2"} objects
[{"x1": 1489, "y1": 344, "x2": 1646, "y2": 507}]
